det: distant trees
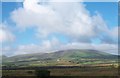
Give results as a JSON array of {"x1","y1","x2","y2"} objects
[{"x1": 35, "y1": 69, "x2": 50, "y2": 78}]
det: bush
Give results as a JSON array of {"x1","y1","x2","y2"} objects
[
  {"x1": 27, "y1": 71, "x2": 33, "y2": 74},
  {"x1": 35, "y1": 69, "x2": 50, "y2": 78}
]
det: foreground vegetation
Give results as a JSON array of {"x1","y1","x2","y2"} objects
[{"x1": 2, "y1": 64, "x2": 119, "y2": 78}]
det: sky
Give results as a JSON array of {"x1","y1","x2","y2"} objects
[{"x1": 1, "y1": 0, "x2": 119, "y2": 56}]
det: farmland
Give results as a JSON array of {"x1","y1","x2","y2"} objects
[
  {"x1": 2, "y1": 64, "x2": 119, "y2": 78},
  {"x1": 2, "y1": 49, "x2": 120, "y2": 78}
]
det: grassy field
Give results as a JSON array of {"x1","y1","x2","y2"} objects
[{"x1": 2, "y1": 64, "x2": 119, "y2": 78}]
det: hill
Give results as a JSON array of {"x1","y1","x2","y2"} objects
[{"x1": 2, "y1": 49, "x2": 118, "y2": 67}]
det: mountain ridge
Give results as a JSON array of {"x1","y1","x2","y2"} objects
[{"x1": 2, "y1": 49, "x2": 118, "y2": 67}]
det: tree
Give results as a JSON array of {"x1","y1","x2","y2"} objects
[{"x1": 35, "y1": 69, "x2": 50, "y2": 78}]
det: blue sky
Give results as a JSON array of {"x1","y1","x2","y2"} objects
[
  {"x1": 1, "y1": 1, "x2": 118, "y2": 55},
  {"x1": 85, "y1": 2, "x2": 118, "y2": 28}
]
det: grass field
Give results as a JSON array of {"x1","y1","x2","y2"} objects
[{"x1": 2, "y1": 64, "x2": 119, "y2": 78}]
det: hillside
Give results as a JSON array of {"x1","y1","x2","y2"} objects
[{"x1": 2, "y1": 49, "x2": 118, "y2": 67}]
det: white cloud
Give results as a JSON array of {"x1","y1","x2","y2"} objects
[
  {"x1": 98, "y1": 26, "x2": 119, "y2": 44},
  {"x1": 109, "y1": 26, "x2": 118, "y2": 38},
  {"x1": 11, "y1": 0, "x2": 115, "y2": 43},
  {"x1": 0, "y1": 23, "x2": 15, "y2": 43},
  {"x1": 7, "y1": 0, "x2": 118, "y2": 55},
  {"x1": 6, "y1": 37, "x2": 60, "y2": 55},
  {"x1": 2, "y1": 41, "x2": 118, "y2": 56}
]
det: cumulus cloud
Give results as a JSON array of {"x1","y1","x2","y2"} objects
[
  {"x1": 109, "y1": 26, "x2": 119, "y2": 38},
  {"x1": 99, "y1": 26, "x2": 119, "y2": 44},
  {"x1": 5, "y1": 0, "x2": 118, "y2": 55},
  {"x1": 0, "y1": 23, "x2": 15, "y2": 43},
  {"x1": 11, "y1": 0, "x2": 116, "y2": 43},
  {"x1": 2, "y1": 42, "x2": 118, "y2": 56},
  {"x1": 2, "y1": 37, "x2": 61, "y2": 55}
]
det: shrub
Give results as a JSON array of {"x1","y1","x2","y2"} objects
[
  {"x1": 35, "y1": 69, "x2": 50, "y2": 78},
  {"x1": 27, "y1": 71, "x2": 33, "y2": 74}
]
